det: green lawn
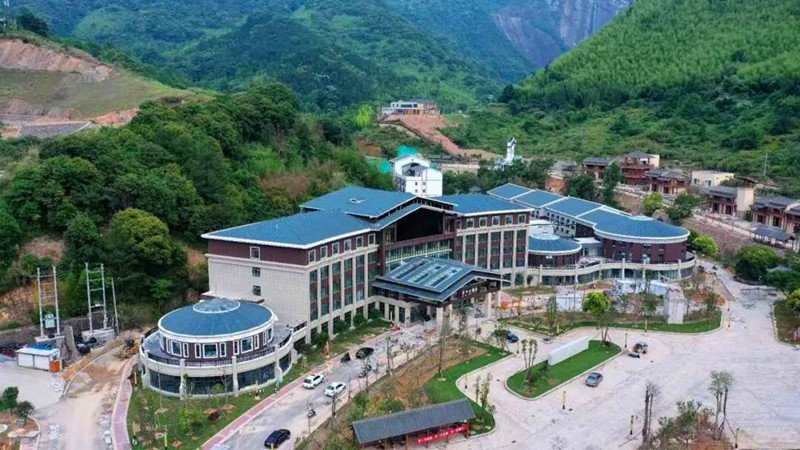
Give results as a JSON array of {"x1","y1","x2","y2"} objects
[
  {"x1": 423, "y1": 341, "x2": 510, "y2": 435},
  {"x1": 774, "y1": 301, "x2": 800, "y2": 343},
  {"x1": 501, "y1": 310, "x2": 722, "y2": 337},
  {"x1": 507, "y1": 340, "x2": 621, "y2": 399}
]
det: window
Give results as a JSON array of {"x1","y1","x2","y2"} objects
[
  {"x1": 203, "y1": 343, "x2": 218, "y2": 358},
  {"x1": 240, "y1": 337, "x2": 253, "y2": 353},
  {"x1": 308, "y1": 249, "x2": 316, "y2": 263},
  {"x1": 252, "y1": 267, "x2": 261, "y2": 277},
  {"x1": 182, "y1": 343, "x2": 189, "y2": 357},
  {"x1": 309, "y1": 271, "x2": 317, "y2": 283},
  {"x1": 456, "y1": 220, "x2": 462, "y2": 229},
  {"x1": 356, "y1": 255, "x2": 365, "y2": 267},
  {"x1": 195, "y1": 344, "x2": 201, "y2": 358},
  {"x1": 368, "y1": 234, "x2": 376, "y2": 245},
  {"x1": 368, "y1": 252, "x2": 378, "y2": 264},
  {"x1": 505, "y1": 215, "x2": 513, "y2": 225},
  {"x1": 492, "y1": 216, "x2": 500, "y2": 226},
  {"x1": 219, "y1": 342, "x2": 227, "y2": 357},
  {"x1": 344, "y1": 239, "x2": 352, "y2": 251},
  {"x1": 255, "y1": 333, "x2": 260, "y2": 348},
  {"x1": 320, "y1": 246, "x2": 328, "y2": 259},
  {"x1": 332, "y1": 242, "x2": 340, "y2": 255},
  {"x1": 171, "y1": 340, "x2": 182, "y2": 355},
  {"x1": 479, "y1": 217, "x2": 488, "y2": 227},
  {"x1": 333, "y1": 262, "x2": 341, "y2": 274},
  {"x1": 356, "y1": 236, "x2": 363, "y2": 248},
  {"x1": 344, "y1": 259, "x2": 353, "y2": 271},
  {"x1": 321, "y1": 266, "x2": 329, "y2": 279},
  {"x1": 249, "y1": 246, "x2": 260, "y2": 259},
  {"x1": 252, "y1": 285, "x2": 262, "y2": 296},
  {"x1": 466, "y1": 218, "x2": 474, "y2": 228},
  {"x1": 233, "y1": 340, "x2": 240, "y2": 355}
]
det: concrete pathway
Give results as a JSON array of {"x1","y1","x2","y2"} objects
[
  {"x1": 440, "y1": 268, "x2": 800, "y2": 449},
  {"x1": 111, "y1": 357, "x2": 135, "y2": 450}
]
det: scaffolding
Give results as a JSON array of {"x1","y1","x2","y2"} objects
[
  {"x1": 36, "y1": 265, "x2": 61, "y2": 338},
  {"x1": 84, "y1": 263, "x2": 118, "y2": 341}
]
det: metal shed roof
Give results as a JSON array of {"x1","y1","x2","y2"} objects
[
  {"x1": 514, "y1": 190, "x2": 564, "y2": 208},
  {"x1": 545, "y1": 197, "x2": 603, "y2": 217},
  {"x1": 754, "y1": 226, "x2": 792, "y2": 242},
  {"x1": 351, "y1": 399, "x2": 475, "y2": 445}
]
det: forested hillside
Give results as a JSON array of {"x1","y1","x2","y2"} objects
[
  {"x1": 0, "y1": 82, "x2": 392, "y2": 325},
  {"x1": 170, "y1": 1, "x2": 499, "y2": 110},
  {"x1": 16, "y1": 0, "x2": 629, "y2": 108},
  {"x1": 447, "y1": 0, "x2": 800, "y2": 194}
]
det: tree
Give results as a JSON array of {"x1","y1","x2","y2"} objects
[
  {"x1": 582, "y1": 291, "x2": 612, "y2": 344},
  {"x1": 519, "y1": 339, "x2": 539, "y2": 389},
  {"x1": 666, "y1": 193, "x2": 700, "y2": 224},
  {"x1": 708, "y1": 371, "x2": 734, "y2": 438},
  {"x1": 0, "y1": 386, "x2": 19, "y2": 411},
  {"x1": 436, "y1": 309, "x2": 451, "y2": 377},
  {"x1": 704, "y1": 292, "x2": 719, "y2": 327},
  {"x1": 64, "y1": 213, "x2": 103, "y2": 263},
  {"x1": 734, "y1": 245, "x2": 779, "y2": 281},
  {"x1": 0, "y1": 205, "x2": 23, "y2": 265},
  {"x1": 16, "y1": 401, "x2": 34, "y2": 424},
  {"x1": 601, "y1": 162, "x2": 622, "y2": 207},
  {"x1": 566, "y1": 173, "x2": 597, "y2": 201},
  {"x1": 354, "y1": 104, "x2": 374, "y2": 129},
  {"x1": 691, "y1": 235, "x2": 718, "y2": 258},
  {"x1": 642, "y1": 382, "x2": 661, "y2": 444},
  {"x1": 545, "y1": 296, "x2": 558, "y2": 334},
  {"x1": 17, "y1": 8, "x2": 50, "y2": 36},
  {"x1": 642, "y1": 192, "x2": 664, "y2": 216},
  {"x1": 786, "y1": 289, "x2": 800, "y2": 312},
  {"x1": 765, "y1": 270, "x2": 800, "y2": 295}
]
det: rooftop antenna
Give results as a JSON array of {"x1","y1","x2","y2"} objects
[
  {"x1": 85, "y1": 262, "x2": 109, "y2": 332},
  {"x1": 36, "y1": 265, "x2": 61, "y2": 338}
]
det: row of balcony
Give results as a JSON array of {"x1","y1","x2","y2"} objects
[{"x1": 141, "y1": 332, "x2": 292, "y2": 368}]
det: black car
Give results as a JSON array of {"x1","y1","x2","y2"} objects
[
  {"x1": 264, "y1": 429, "x2": 291, "y2": 448},
  {"x1": 355, "y1": 347, "x2": 374, "y2": 359}
]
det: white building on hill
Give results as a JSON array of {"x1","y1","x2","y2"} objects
[{"x1": 391, "y1": 154, "x2": 443, "y2": 197}]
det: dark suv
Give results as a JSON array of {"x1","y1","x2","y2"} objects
[{"x1": 355, "y1": 347, "x2": 375, "y2": 359}]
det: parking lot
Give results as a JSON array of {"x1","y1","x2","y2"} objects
[
  {"x1": 444, "y1": 269, "x2": 800, "y2": 449},
  {"x1": 217, "y1": 326, "x2": 429, "y2": 449}
]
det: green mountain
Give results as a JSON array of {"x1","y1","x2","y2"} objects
[
  {"x1": 447, "y1": 0, "x2": 800, "y2": 194},
  {"x1": 16, "y1": 0, "x2": 630, "y2": 107}
]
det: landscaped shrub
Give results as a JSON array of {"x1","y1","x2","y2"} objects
[
  {"x1": 353, "y1": 313, "x2": 367, "y2": 328},
  {"x1": 312, "y1": 332, "x2": 329, "y2": 348}
]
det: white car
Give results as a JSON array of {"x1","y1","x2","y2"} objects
[
  {"x1": 302, "y1": 373, "x2": 325, "y2": 389},
  {"x1": 324, "y1": 382, "x2": 346, "y2": 397}
]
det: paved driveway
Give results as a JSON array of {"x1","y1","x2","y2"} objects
[
  {"x1": 444, "y1": 268, "x2": 800, "y2": 449},
  {"x1": 217, "y1": 326, "x2": 430, "y2": 449}
]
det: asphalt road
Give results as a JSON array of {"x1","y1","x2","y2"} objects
[{"x1": 222, "y1": 326, "x2": 430, "y2": 449}]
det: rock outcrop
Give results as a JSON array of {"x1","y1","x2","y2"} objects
[
  {"x1": 494, "y1": 0, "x2": 631, "y2": 68},
  {"x1": 0, "y1": 37, "x2": 112, "y2": 82}
]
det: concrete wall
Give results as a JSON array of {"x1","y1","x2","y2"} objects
[
  {"x1": 0, "y1": 311, "x2": 105, "y2": 347},
  {"x1": 548, "y1": 336, "x2": 589, "y2": 365}
]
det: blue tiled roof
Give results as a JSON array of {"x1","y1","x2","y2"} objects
[
  {"x1": 577, "y1": 208, "x2": 628, "y2": 226},
  {"x1": 515, "y1": 190, "x2": 564, "y2": 208},
  {"x1": 300, "y1": 186, "x2": 416, "y2": 218},
  {"x1": 160, "y1": 298, "x2": 272, "y2": 336},
  {"x1": 203, "y1": 209, "x2": 370, "y2": 247},
  {"x1": 373, "y1": 257, "x2": 504, "y2": 303},
  {"x1": 437, "y1": 194, "x2": 530, "y2": 215},
  {"x1": 487, "y1": 183, "x2": 531, "y2": 200},
  {"x1": 545, "y1": 197, "x2": 603, "y2": 217},
  {"x1": 593, "y1": 215, "x2": 688, "y2": 239},
  {"x1": 528, "y1": 235, "x2": 582, "y2": 254}
]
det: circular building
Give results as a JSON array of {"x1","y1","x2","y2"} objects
[
  {"x1": 528, "y1": 234, "x2": 582, "y2": 267},
  {"x1": 591, "y1": 215, "x2": 689, "y2": 264},
  {"x1": 139, "y1": 298, "x2": 295, "y2": 397}
]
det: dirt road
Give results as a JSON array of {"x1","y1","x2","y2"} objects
[
  {"x1": 36, "y1": 349, "x2": 129, "y2": 450},
  {"x1": 381, "y1": 115, "x2": 499, "y2": 161}
]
